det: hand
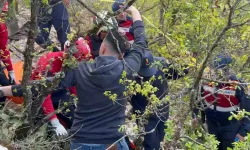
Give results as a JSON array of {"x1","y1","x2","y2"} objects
[
  {"x1": 124, "y1": 5, "x2": 141, "y2": 21},
  {"x1": 64, "y1": 40, "x2": 70, "y2": 50},
  {"x1": 124, "y1": 5, "x2": 138, "y2": 15},
  {"x1": 63, "y1": 0, "x2": 70, "y2": 6},
  {"x1": 8, "y1": 71, "x2": 16, "y2": 85},
  {"x1": 236, "y1": 134, "x2": 245, "y2": 141},
  {"x1": 118, "y1": 28, "x2": 126, "y2": 36},
  {"x1": 50, "y1": 118, "x2": 68, "y2": 136}
]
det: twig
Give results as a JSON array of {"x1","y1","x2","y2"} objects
[
  {"x1": 181, "y1": 135, "x2": 209, "y2": 148},
  {"x1": 231, "y1": 19, "x2": 250, "y2": 28},
  {"x1": 140, "y1": 4, "x2": 158, "y2": 13},
  {"x1": 106, "y1": 120, "x2": 161, "y2": 150},
  {"x1": 11, "y1": 45, "x2": 24, "y2": 54},
  {"x1": 201, "y1": 77, "x2": 250, "y2": 85}
]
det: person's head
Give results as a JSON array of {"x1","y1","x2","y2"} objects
[
  {"x1": 112, "y1": 0, "x2": 127, "y2": 21},
  {"x1": 65, "y1": 37, "x2": 91, "y2": 61},
  {"x1": 93, "y1": 11, "x2": 118, "y2": 40},
  {"x1": 138, "y1": 51, "x2": 157, "y2": 77},
  {"x1": 211, "y1": 54, "x2": 233, "y2": 78},
  {"x1": 99, "y1": 29, "x2": 129, "y2": 58}
]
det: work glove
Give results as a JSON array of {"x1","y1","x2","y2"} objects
[
  {"x1": 8, "y1": 71, "x2": 16, "y2": 85},
  {"x1": 50, "y1": 118, "x2": 68, "y2": 136},
  {"x1": 0, "y1": 145, "x2": 8, "y2": 150},
  {"x1": 64, "y1": 40, "x2": 70, "y2": 50}
]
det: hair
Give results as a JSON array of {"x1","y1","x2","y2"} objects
[{"x1": 104, "y1": 28, "x2": 130, "y2": 55}]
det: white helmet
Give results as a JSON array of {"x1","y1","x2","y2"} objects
[{"x1": 92, "y1": 11, "x2": 118, "y2": 35}]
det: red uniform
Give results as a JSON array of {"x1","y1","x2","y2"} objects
[
  {"x1": 203, "y1": 82, "x2": 240, "y2": 112},
  {"x1": 31, "y1": 38, "x2": 90, "y2": 121},
  {"x1": 31, "y1": 51, "x2": 77, "y2": 120},
  {"x1": 0, "y1": 2, "x2": 13, "y2": 72},
  {"x1": 118, "y1": 17, "x2": 134, "y2": 44}
]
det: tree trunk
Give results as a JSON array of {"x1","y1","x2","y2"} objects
[{"x1": 22, "y1": 0, "x2": 38, "y2": 126}]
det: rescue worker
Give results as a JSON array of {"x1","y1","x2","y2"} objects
[
  {"x1": 0, "y1": 5, "x2": 146, "y2": 150},
  {"x1": 85, "y1": 11, "x2": 118, "y2": 59},
  {"x1": 112, "y1": 0, "x2": 135, "y2": 44},
  {"x1": 33, "y1": 37, "x2": 90, "y2": 136},
  {"x1": 8, "y1": 38, "x2": 90, "y2": 136},
  {"x1": 0, "y1": 1, "x2": 15, "y2": 87},
  {"x1": 193, "y1": 54, "x2": 250, "y2": 150},
  {"x1": 36, "y1": 0, "x2": 70, "y2": 52},
  {"x1": 131, "y1": 51, "x2": 187, "y2": 150}
]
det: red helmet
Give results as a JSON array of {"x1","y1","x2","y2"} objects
[{"x1": 73, "y1": 37, "x2": 91, "y2": 61}]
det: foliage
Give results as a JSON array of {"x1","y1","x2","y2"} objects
[{"x1": 1, "y1": 0, "x2": 250, "y2": 149}]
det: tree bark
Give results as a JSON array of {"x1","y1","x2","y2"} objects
[{"x1": 22, "y1": 0, "x2": 38, "y2": 125}]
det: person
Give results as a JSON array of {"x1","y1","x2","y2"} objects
[
  {"x1": 0, "y1": 5, "x2": 147, "y2": 150},
  {"x1": 36, "y1": 0, "x2": 70, "y2": 52},
  {"x1": 8, "y1": 38, "x2": 90, "y2": 136},
  {"x1": 0, "y1": 1, "x2": 15, "y2": 87},
  {"x1": 131, "y1": 51, "x2": 187, "y2": 150},
  {"x1": 112, "y1": 0, "x2": 135, "y2": 44},
  {"x1": 85, "y1": 11, "x2": 118, "y2": 59},
  {"x1": 192, "y1": 54, "x2": 250, "y2": 150},
  {"x1": 34, "y1": 37, "x2": 90, "y2": 134}
]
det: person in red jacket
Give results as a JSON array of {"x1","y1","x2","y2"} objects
[
  {"x1": 31, "y1": 37, "x2": 90, "y2": 136},
  {"x1": 0, "y1": 1, "x2": 15, "y2": 86},
  {"x1": 112, "y1": 0, "x2": 135, "y2": 44}
]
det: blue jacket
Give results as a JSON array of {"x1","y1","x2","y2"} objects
[
  {"x1": 58, "y1": 21, "x2": 147, "y2": 144},
  {"x1": 131, "y1": 57, "x2": 186, "y2": 122}
]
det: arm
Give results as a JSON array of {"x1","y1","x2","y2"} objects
[
  {"x1": 0, "y1": 2, "x2": 15, "y2": 83},
  {"x1": 42, "y1": 94, "x2": 68, "y2": 136},
  {"x1": 42, "y1": 94, "x2": 57, "y2": 120},
  {"x1": 124, "y1": 6, "x2": 147, "y2": 74},
  {"x1": 0, "y1": 31, "x2": 13, "y2": 73},
  {"x1": 237, "y1": 86, "x2": 250, "y2": 138},
  {"x1": 58, "y1": 69, "x2": 76, "y2": 89},
  {"x1": 0, "y1": 69, "x2": 77, "y2": 97},
  {"x1": 165, "y1": 64, "x2": 188, "y2": 80},
  {"x1": 154, "y1": 57, "x2": 188, "y2": 80}
]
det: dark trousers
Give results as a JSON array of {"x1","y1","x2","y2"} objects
[
  {"x1": 206, "y1": 120, "x2": 240, "y2": 150},
  {"x1": 0, "y1": 67, "x2": 10, "y2": 102},
  {"x1": 51, "y1": 89, "x2": 75, "y2": 128},
  {"x1": 35, "y1": 18, "x2": 70, "y2": 51},
  {"x1": 143, "y1": 118, "x2": 165, "y2": 150}
]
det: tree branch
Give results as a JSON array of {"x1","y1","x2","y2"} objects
[{"x1": 22, "y1": 0, "x2": 38, "y2": 125}]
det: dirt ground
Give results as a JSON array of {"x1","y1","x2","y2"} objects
[{"x1": 8, "y1": 6, "x2": 59, "y2": 64}]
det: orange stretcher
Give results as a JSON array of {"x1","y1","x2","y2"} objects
[{"x1": 4, "y1": 61, "x2": 24, "y2": 104}]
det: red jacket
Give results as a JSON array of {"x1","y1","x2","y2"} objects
[
  {"x1": 31, "y1": 52, "x2": 76, "y2": 120},
  {"x1": 118, "y1": 17, "x2": 134, "y2": 44},
  {"x1": 0, "y1": 1, "x2": 13, "y2": 71},
  {"x1": 2, "y1": 2, "x2": 8, "y2": 12}
]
